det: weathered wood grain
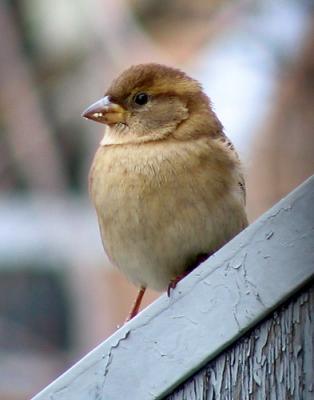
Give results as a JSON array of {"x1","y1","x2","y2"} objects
[
  {"x1": 31, "y1": 176, "x2": 314, "y2": 400},
  {"x1": 167, "y1": 283, "x2": 314, "y2": 400}
]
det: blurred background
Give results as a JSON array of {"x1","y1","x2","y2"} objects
[{"x1": 0, "y1": 0, "x2": 313, "y2": 398}]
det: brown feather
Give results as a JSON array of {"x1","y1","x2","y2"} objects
[{"x1": 86, "y1": 63, "x2": 248, "y2": 293}]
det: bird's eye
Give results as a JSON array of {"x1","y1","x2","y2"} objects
[{"x1": 134, "y1": 92, "x2": 149, "y2": 106}]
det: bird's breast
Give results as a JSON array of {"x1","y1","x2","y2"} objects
[{"x1": 89, "y1": 139, "x2": 247, "y2": 290}]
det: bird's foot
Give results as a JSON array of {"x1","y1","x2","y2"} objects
[
  {"x1": 167, "y1": 272, "x2": 189, "y2": 297},
  {"x1": 167, "y1": 253, "x2": 213, "y2": 297}
]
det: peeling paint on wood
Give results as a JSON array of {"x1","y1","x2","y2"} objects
[
  {"x1": 31, "y1": 176, "x2": 314, "y2": 400},
  {"x1": 166, "y1": 283, "x2": 314, "y2": 400}
]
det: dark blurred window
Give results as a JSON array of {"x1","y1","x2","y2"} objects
[{"x1": 0, "y1": 267, "x2": 70, "y2": 352}]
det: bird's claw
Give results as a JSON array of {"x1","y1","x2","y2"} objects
[{"x1": 167, "y1": 272, "x2": 188, "y2": 297}]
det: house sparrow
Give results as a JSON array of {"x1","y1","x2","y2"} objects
[{"x1": 82, "y1": 64, "x2": 248, "y2": 321}]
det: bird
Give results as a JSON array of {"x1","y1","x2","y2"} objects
[{"x1": 82, "y1": 63, "x2": 248, "y2": 322}]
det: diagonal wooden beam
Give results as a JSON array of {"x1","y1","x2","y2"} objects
[{"x1": 32, "y1": 175, "x2": 314, "y2": 400}]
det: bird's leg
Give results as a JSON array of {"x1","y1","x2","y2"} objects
[
  {"x1": 125, "y1": 286, "x2": 146, "y2": 322},
  {"x1": 167, "y1": 252, "x2": 213, "y2": 296},
  {"x1": 167, "y1": 271, "x2": 189, "y2": 296}
]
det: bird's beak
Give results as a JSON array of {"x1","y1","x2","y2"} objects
[{"x1": 82, "y1": 96, "x2": 126, "y2": 125}]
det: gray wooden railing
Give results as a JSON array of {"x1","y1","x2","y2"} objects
[{"x1": 32, "y1": 175, "x2": 314, "y2": 400}]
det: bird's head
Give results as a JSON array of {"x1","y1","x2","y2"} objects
[{"x1": 82, "y1": 63, "x2": 222, "y2": 145}]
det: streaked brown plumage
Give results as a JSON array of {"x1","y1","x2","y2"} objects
[{"x1": 83, "y1": 63, "x2": 248, "y2": 320}]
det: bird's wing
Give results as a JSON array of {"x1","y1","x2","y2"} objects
[{"x1": 219, "y1": 133, "x2": 247, "y2": 205}]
